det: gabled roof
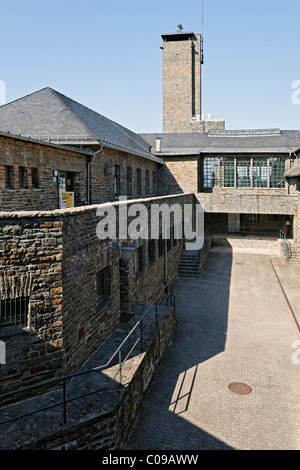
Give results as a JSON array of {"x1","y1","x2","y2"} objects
[
  {"x1": 140, "y1": 130, "x2": 300, "y2": 156},
  {"x1": 0, "y1": 87, "x2": 161, "y2": 162}
]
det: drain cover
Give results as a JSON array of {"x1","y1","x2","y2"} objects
[{"x1": 228, "y1": 382, "x2": 252, "y2": 395}]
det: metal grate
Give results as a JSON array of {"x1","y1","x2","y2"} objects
[{"x1": 0, "y1": 297, "x2": 29, "y2": 337}]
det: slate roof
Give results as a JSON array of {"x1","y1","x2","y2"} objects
[
  {"x1": 284, "y1": 163, "x2": 300, "y2": 178},
  {"x1": 140, "y1": 131, "x2": 300, "y2": 156},
  {"x1": 0, "y1": 87, "x2": 161, "y2": 163}
]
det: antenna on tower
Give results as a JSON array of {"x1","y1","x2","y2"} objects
[{"x1": 201, "y1": 0, "x2": 204, "y2": 64}]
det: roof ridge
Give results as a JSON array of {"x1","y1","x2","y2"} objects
[
  {"x1": 0, "y1": 86, "x2": 53, "y2": 109},
  {"x1": 49, "y1": 88, "x2": 98, "y2": 142}
]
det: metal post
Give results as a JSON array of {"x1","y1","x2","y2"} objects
[
  {"x1": 119, "y1": 350, "x2": 122, "y2": 384},
  {"x1": 62, "y1": 378, "x2": 67, "y2": 424}
]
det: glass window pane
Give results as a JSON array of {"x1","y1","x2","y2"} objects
[
  {"x1": 253, "y1": 159, "x2": 268, "y2": 188},
  {"x1": 237, "y1": 159, "x2": 251, "y2": 187},
  {"x1": 270, "y1": 157, "x2": 285, "y2": 188}
]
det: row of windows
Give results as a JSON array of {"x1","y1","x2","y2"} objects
[
  {"x1": 4, "y1": 165, "x2": 39, "y2": 189},
  {"x1": 114, "y1": 166, "x2": 157, "y2": 198},
  {"x1": 203, "y1": 157, "x2": 286, "y2": 189}
]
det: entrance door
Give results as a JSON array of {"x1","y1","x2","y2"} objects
[{"x1": 228, "y1": 213, "x2": 240, "y2": 232}]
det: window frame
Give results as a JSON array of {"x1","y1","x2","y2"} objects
[{"x1": 96, "y1": 266, "x2": 111, "y2": 311}]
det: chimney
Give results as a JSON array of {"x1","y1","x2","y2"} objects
[{"x1": 155, "y1": 138, "x2": 161, "y2": 153}]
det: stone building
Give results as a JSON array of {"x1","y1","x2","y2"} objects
[
  {"x1": 161, "y1": 31, "x2": 225, "y2": 133},
  {"x1": 0, "y1": 30, "x2": 300, "y2": 441},
  {"x1": 0, "y1": 87, "x2": 162, "y2": 209},
  {"x1": 141, "y1": 129, "x2": 300, "y2": 242}
]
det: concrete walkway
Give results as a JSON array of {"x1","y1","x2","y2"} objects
[{"x1": 124, "y1": 248, "x2": 300, "y2": 450}]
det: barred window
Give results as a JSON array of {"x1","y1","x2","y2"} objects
[
  {"x1": 31, "y1": 167, "x2": 39, "y2": 189},
  {"x1": 127, "y1": 167, "x2": 132, "y2": 196},
  {"x1": 19, "y1": 166, "x2": 26, "y2": 189},
  {"x1": 148, "y1": 239, "x2": 156, "y2": 265},
  {"x1": 114, "y1": 165, "x2": 120, "y2": 197},
  {"x1": 153, "y1": 171, "x2": 157, "y2": 195},
  {"x1": 146, "y1": 170, "x2": 149, "y2": 194},
  {"x1": 137, "y1": 169, "x2": 142, "y2": 195},
  {"x1": 135, "y1": 244, "x2": 144, "y2": 275},
  {"x1": 0, "y1": 297, "x2": 29, "y2": 337},
  {"x1": 96, "y1": 267, "x2": 111, "y2": 310},
  {"x1": 5, "y1": 166, "x2": 12, "y2": 189}
]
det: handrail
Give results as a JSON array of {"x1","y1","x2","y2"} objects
[
  {"x1": 0, "y1": 282, "x2": 175, "y2": 427},
  {"x1": 279, "y1": 230, "x2": 291, "y2": 261}
]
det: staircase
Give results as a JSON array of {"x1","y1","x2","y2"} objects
[
  {"x1": 178, "y1": 250, "x2": 200, "y2": 277},
  {"x1": 289, "y1": 243, "x2": 300, "y2": 264}
]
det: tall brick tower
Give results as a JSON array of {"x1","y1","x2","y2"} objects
[{"x1": 161, "y1": 31, "x2": 225, "y2": 133}]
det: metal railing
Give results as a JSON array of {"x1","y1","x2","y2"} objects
[
  {"x1": 191, "y1": 114, "x2": 224, "y2": 122},
  {"x1": 279, "y1": 230, "x2": 291, "y2": 262},
  {"x1": 0, "y1": 283, "x2": 175, "y2": 427},
  {"x1": 196, "y1": 228, "x2": 211, "y2": 264},
  {"x1": 211, "y1": 226, "x2": 283, "y2": 237}
]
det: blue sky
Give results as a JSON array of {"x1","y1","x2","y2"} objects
[{"x1": 0, "y1": 0, "x2": 299, "y2": 133}]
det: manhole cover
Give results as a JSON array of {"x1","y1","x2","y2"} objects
[{"x1": 228, "y1": 382, "x2": 252, "y2": 395}]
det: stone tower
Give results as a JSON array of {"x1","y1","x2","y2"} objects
[{"x1": 161, "y1": 31, "x2": 225, "y2": 133}]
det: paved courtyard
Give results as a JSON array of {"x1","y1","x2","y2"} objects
[{"x1": 124, "y1": 247, "x2": 300, "y2": 450}]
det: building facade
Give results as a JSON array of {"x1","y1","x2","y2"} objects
[{"x1": 0, "y1": 31, "x2": 300, "y2": 398}]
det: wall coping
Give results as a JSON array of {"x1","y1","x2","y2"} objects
[{"x1": 0, "y1": 193, "x2": 194, "y2": 219}]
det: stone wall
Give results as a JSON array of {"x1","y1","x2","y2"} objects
[
  {"x1": 159, "y1": 156, "x2": 198, "y2": 195},
  {"x1": 12, "y1": 307, "x2": 177, "y2": 450},
  {"x1": 0, "y1": 193, "x2": 193, "y2": 393},
  {"x1": 88, "y1": 146, "x2": 161, "y2": 204},
  {"x1": 0, "y1": 134, "x2": 89, "y2": 211},
  {"x1": 0, "y1": 214, "x2": 64, "y2": 395},
  {"x1": 0, "y1": 134, "x2": 162, "y2": 212}
]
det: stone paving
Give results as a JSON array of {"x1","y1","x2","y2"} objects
[{"x1": 124, "y1": 247, "x2": 300, "y2": 450}]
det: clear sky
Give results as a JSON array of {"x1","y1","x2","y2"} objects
[{"x1": 0, "y1": 0, "x2": 299, "y2": 133}]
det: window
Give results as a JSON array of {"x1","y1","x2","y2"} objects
[
  {"x1": 270, "y1": 158, "x2": 285, "y2": 189},
  {"x1": 220, "y1": 158, "x2": 235, "y2": 187},
  {"x1": 137, "y1": 169, "x2": 142, "y2": 195},
  {"x1": 0, "y1": 297, "x2": 29, "y2": 336},
  {"x1": 145, "y1": 170, "x2": 149, "y2": 194},
  {"x1": 127, "y1": 167, "x2": 132, "y2": 196},
  {"x1": 237, "y1": 159, "x2": 251, "y2": 188},
  {"x1": 96, "y1": 267, "x2": 111, "y2": 310},
  {"x1": 4, "y1": 166, "x2": 12, "y2": 189},
  {"x1": 31, "y1": 168, "x2": 38, "y2": 188},
  {"x1": 203, "y1": 157, "x2": 219, "y2": 188},
  {"x1": 148, "y1": 239, "x2": 156, "y2": 265},
  {"x1": 153, "y1": 171, "x2": 157, "y2": 195},
  {"x1": 114, "y1": 165, "x2": 120, "y2": 197},
  {"x1": 19, "y1": 166, "x2": 26, "y2": 189},
  {"x1": 253, "y1": 159, "x2": 268, "y2": 188},
  {"x1": 135, "y1": 244, "x2": 144, "y2": 275}
]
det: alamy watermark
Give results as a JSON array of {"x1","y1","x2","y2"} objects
[
  {"x1": 291, "y1": 80, "x2": 300, "y2": 105},
  {"x1": 0, "y1": 80, "x2": 6, "y2": 106},
  {"x1": 292, "y1": 340, "x2": 300, "y2": 365},
  {"x1": 0, "y1": 340, "x2": 6, "y2": 365},
  {"x1": 96, "y1": 197, "x2": 205, "y2": 250}
]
